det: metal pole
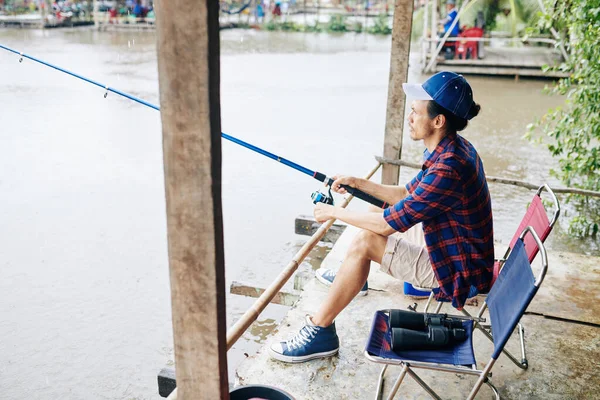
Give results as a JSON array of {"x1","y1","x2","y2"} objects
[
  {"x1": 381, "y1": 0, "x2": 414, "y2": 185},
  {"x1": 156, "y1": 0, "x2": 228, "y2": 398}
]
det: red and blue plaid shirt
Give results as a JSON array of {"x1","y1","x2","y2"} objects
[{"x1": 384, "y1": 133, "x2": 494, "y2": 310}]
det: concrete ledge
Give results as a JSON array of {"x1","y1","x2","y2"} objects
[
  {"x1": 230, "y1": 280, "x2": 300, "y2": 307},
  {"x1": 235, "y1": 226, "x2": 600, "y2": 399}
]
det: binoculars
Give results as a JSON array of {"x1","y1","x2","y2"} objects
[{"x1": 389, "y1": 310, "x2": 467, "y2": 351}]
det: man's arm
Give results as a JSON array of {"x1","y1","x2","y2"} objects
[
  {"x1": 384, "y1": 164, "x2": 462, "y2": 232},
  {"x1": 314, "y1": 203, "x2": 396, "y2": 236}
]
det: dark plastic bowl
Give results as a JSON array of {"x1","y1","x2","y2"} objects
[{"x1": 230, "y1": 384, "x2": 295, "y2": 400}]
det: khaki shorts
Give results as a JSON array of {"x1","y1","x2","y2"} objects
[{"x1": 380, "y1": 224, "x2": 439, "y2": 289}]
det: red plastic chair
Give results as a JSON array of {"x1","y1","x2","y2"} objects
[{"x1": 455, "y1": 27, "x2": 483, "y2": 60}]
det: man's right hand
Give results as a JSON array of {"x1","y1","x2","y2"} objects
[{"x1": 330, "y1": 175, "x2": 359, "y2": 195}]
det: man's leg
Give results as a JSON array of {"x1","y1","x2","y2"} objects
[
  {"x1": 268, "y1": 229, "x2": 387, "y2": 363},
  {"x1": 311, "y1": 230, "x2": 387, "y2": 327}
]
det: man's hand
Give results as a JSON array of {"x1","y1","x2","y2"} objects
[
  {"x1": 314, "y1": 203, "x2": 336, "y2": 223},
  {"x1": 330, "y1": 175, "x2": 358, "y2": 195}
]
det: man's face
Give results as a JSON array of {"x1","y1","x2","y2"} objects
[
  {"x1": 446, "y1": 3, "x2": 454, "y2": 12},
  {"x1": 407, "y1": 100, "x2": 435, "y2": 141}
]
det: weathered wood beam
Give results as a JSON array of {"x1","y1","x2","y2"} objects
[
  {"x1": 156, "y1": 0, "x2": 228, "y2": 398},
  {"x1": 381, "y1": 0, "x2": 414, "y2": 185}
]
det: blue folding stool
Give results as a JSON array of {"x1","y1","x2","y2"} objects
[{"x1": 364, "y1": 226, "x2": 549, "y2": 399}]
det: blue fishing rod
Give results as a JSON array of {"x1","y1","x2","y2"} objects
[{"x1": 0, "y1": 44, "x2": 388, "y2": 209}]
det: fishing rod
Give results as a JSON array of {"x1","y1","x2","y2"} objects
[{"x1": 0, "y1": 44, "x2": 389, "y2": 209}]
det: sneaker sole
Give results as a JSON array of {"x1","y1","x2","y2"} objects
[
  {"x1": 315, "y1": 272, "x2": 367, "y2": 296},
  {"x1": 268, "y1": 347, "x2": 339, "y2": 363}
]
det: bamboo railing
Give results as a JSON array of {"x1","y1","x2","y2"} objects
[{"x1": 375, "y1": 156, "x2": 600, "y2": 198}]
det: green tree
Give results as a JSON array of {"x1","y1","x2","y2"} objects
[{"x1": 527, "y1": 0, "x2": 600, "y2": 237}]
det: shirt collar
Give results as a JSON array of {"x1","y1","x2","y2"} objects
[{"x1": 422, "y1": 133, "x2": 457, "y2": 170}]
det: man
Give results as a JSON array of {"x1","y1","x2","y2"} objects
[
  {"x1": 269, "y1": 71, "x2": 494, "y2": 363},
  {"x1": 440, "y1": 0, "x2": 460, "y2": 37}
]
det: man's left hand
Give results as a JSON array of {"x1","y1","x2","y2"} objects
[{"x1": 314, "y1": 203, "x2": 336, "y2": 223}]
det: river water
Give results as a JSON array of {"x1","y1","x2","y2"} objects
[{"x1": 0, "y1": 27, "x2": 595, "y2": 399}]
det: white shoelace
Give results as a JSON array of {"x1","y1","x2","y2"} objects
[{"x1": 286, "y1": 325, "x2": 319, "y2": 350}]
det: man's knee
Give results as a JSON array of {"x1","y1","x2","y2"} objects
[{"x1": 348, "y1": 229, "x2": 383, "y2": 260}]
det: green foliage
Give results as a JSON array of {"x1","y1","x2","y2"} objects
[
  {"x1": 327, "y1": 15, "x2": 348, "y2": 32},
  {"x1": 483, "y1": 0, "x2": 502, "y2": 32},
  {"x1": 303, "y1": 21, "x2": 323, "y2": 32},
  {"x1": 526, "y1": 0, "x2": 600, "y2": 237},
  {"x1": 280, "y1": 21, "x2": 299, "y2": 31},
  {"x1": 513, "y1": 0, "x2": 541, "y2": 27},
  {"x1": 264, "y1": 20, "x2": 302, "y2": 32},
  {"x1": 265, "y1": 20, "x2": 278, "y2": 31},
  {"x1": 367, "y1": 14, "x2": 391, "y2": 35}
]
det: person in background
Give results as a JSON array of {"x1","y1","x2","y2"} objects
[
  {"x1": 256, "y1": 1, "x2": 265, "y2": 23},
  {"x1": 133, "y1": 0, "x2": 144, "y2": 20},
  {"x1": 272, "y1": 1, "x2": 282, "y2": 17},
  {"x1": 440, "y1": 0, "x2": 460, "y2": 37}
]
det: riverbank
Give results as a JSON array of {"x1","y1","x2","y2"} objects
[{"x1": 235, "y1": 225, "x2": 600, "y2": 399}]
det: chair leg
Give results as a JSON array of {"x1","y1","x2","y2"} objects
[
  {"x1": 467, "y1": 359, "x2": 496, "y2": 400},
  {"x1": 485, "y1": 380, "x2": 501, "y2": 400},
  {"x1": 386, "y1": 364, "x2": 409, "y2": 400},
  {"x1": 517, "y1": 323, "x2": 528, "y2": 369},
  {"x1": 406, "y1": 368, "x2": 442, "y2": 400},
  {"x1": 434, "y1": 301, "x2": 443, "y2": 313},
  {"x1": 375, "y1": 365, "x2": 388, "y2": 400},
  {"x1": 423, "y1": 292, "x2": 435, "y2": 313},
  {"x1": 475, "y1": 323, "x2": 527, "y2": 370}
]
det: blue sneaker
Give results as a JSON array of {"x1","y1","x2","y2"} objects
[
  {"x1": 269, "y1": 315, "x2": 340, "y2": 363},
  {"x1": 315, "y1": 268, "x2": 368, "y2": 296}
]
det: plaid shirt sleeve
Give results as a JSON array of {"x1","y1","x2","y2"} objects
[
  {"x1": 405, "y1": 171, "x2": 422, "y2": 194},
  {"x1": 384, "y1": 164, "x2": 462, "y2": 232}
]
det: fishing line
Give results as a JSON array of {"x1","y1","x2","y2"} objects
[{"x1": 0, "y1": 44, "x2": 388, "y2": 208}]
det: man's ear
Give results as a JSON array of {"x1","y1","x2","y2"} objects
[{"x1": 433, "y1": 114, "x2": 446, "y2": 129}]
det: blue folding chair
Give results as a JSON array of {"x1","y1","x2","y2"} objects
[
  {"x1": 364, "y1": 226, "x2": 549, "y2": 399},
  {"x1": 420, "y1": 184, "x2": 560, "y2": 369}
]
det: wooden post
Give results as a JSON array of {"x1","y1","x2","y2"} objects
[
  {"x1": 156, "y1": 0, "x2": 228, "y2": 398},
  {"x1": 381, "y1": 0, "x2": 414, "y2": 185},
  {"x1": 421, "y1": 0, "x2": 429, "y2": 67},
  {"x1": 92, "y1": 0, "x2": 97, "y2": 27},
  {"x1": 303, "y1": 0, "x2": 306, "y2": 26},
  {"x1": 40, "y1": 0, "x2": 46, "y2": 24},
  {"x1": 429, "y1": 0, "x2": 437, "y2": 68}
]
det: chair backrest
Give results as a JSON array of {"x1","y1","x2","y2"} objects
[
  {"x1": 492, "y1": 185, "x2": 560, "y2": 283},
  {"x1": 508, "y1": 195, "x2": 550, "y2": 262},
  {"x1": 486, "y1": 227, "x2": 548, "y2": 360}
]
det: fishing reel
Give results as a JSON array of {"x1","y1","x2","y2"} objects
[{"x1": 311, "y1": 187, "x2": 334, "y2": 205}]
